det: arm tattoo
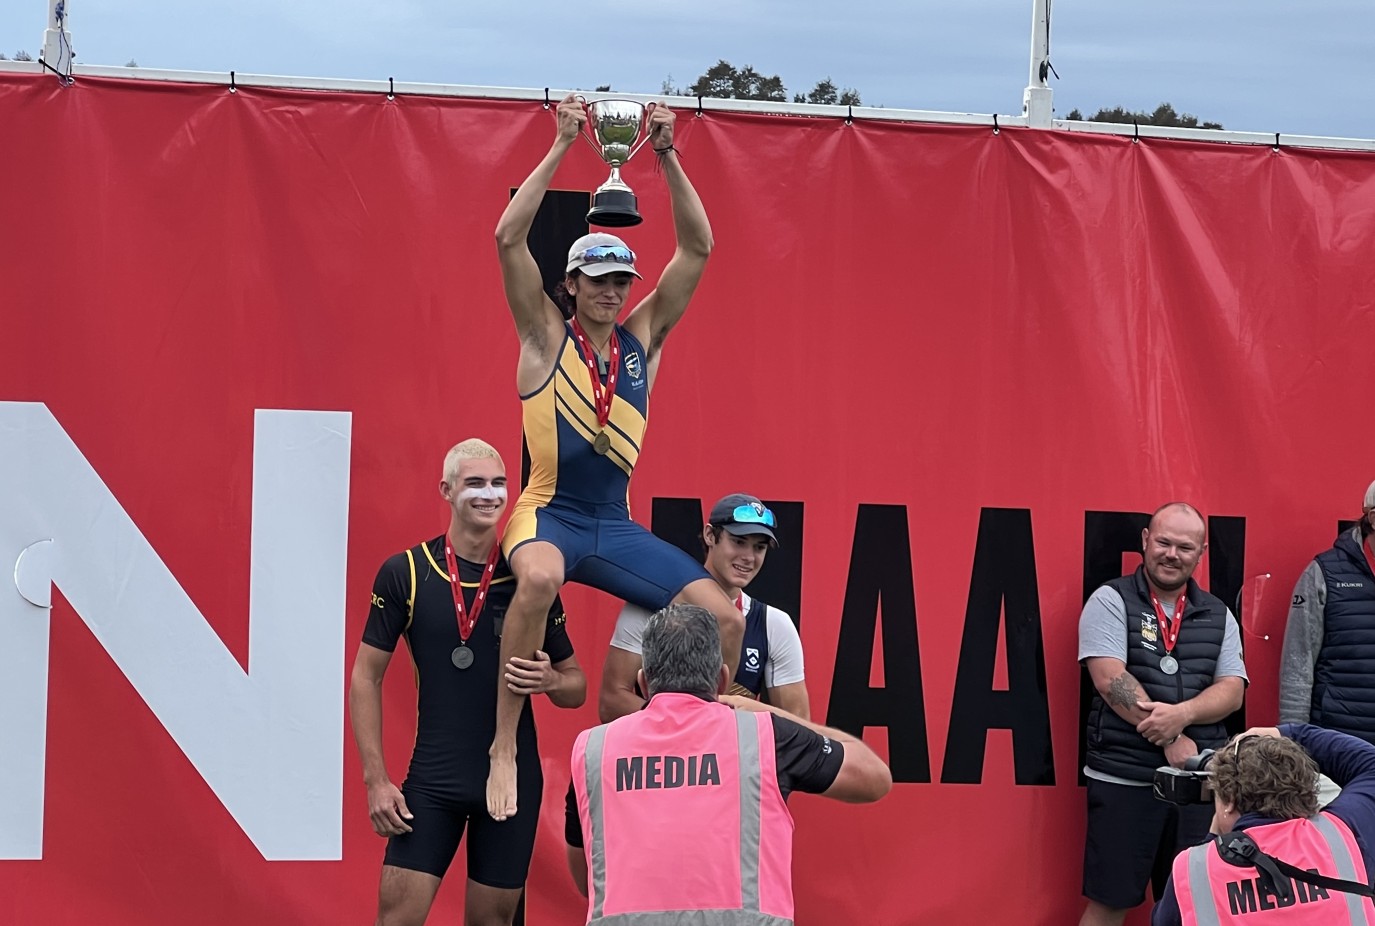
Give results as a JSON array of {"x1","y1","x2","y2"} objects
[{"x1": 1108, "y1": 673, "x2": 1142, "y2": 710}]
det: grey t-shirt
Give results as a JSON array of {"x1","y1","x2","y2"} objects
[{"x1": 1078, "y1": 585, "x2": 1248, "y2": 785}]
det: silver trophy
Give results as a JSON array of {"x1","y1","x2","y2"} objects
[{"x1": 579, "y1": 99, "x2": 655, "y2": 228}]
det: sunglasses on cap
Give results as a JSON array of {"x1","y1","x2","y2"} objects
[
  {"x1": 577, "y1": 245, "x2": 636, "y2": 265},
  {"x1": 726, "y1": 503, "x2": 776, "y2": 528}
]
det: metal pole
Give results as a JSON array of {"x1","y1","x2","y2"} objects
[
  {"x1": 1022, "y1": 0, "x2": 1053, "y2": 128},
  {"x1": 40, "y1": 0, "x2": 74, "y2": 73}
]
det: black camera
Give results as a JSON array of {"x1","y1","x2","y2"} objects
[{"x1": 1152, "y1": 749, "x2": 1216, "y2": 805}]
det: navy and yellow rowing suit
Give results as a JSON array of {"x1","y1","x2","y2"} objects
[{"x1": 503, "y1": 321, "x2": 708, "y2": 609}]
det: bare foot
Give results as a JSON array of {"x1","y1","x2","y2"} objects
[{"x1": 487, "y1": 751, "x2": 518, "y2": 821}]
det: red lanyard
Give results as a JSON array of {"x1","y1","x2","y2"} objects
[
  {"x1": 1150, "y1": 592, "x2": 1186, "y2": 655},
  {"x1": 569, "y1": 317, "x2": 620, "y2": 428},
  {"x1": 443, "y1": 537, "x2": 500, "y2": 642},
  {"x1": 1364, "y1": 538, "x2": 1375, "y2": 578}
]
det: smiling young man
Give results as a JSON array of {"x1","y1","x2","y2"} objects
[
  {"x1": 599, "y1": 494, "x2": 809, "y2": 723},
  {"x1": 348, "y1": 440, "x2": 586, "y2": 926},
  {"x1": 1077, "y1": 502, "x2": 1248, "y2": 926},
  {"x1": 488, "y1": 93, "x2": 744, "y2": 822}
]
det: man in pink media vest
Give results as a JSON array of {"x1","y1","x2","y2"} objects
[
  {"x1": 565, "y1": 604, "x2": 891, "y2": 925},
  {"x1": 1154, "y1": 725, "x2": 1375, "y2": 925}
]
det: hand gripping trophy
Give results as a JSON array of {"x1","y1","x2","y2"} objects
[{"x1": 576, "y1": 98, "x2": 658, "y2": 227}]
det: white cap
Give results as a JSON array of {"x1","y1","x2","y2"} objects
[
  {"x1": 1364, "y1": 480, "x2": 1375, "y2": 509},
  {"x1": 565, "y1": 232, "x2": 642, "y2": 279}
]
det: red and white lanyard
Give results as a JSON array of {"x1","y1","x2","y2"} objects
[{"x1": 443, "y1": 537, "x2": 500, "y2": 643}]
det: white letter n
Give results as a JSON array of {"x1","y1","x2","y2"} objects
[{"x1": 0, "y1": 403, "x2": 350, "y2": 860}]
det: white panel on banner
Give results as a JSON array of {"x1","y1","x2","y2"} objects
[{"x1": 0, "y1": 403, "x2": 351, "y2": 860}]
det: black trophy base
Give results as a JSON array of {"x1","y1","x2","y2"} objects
[{"x1": 586, "y1": 189, "x2": 642, "y2": 228}]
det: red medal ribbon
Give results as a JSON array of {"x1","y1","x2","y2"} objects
[
  {"x1": 443, "y1": 536, "x2": 500, "y2": 643},
  {"x1": 570, "y1": 317, "x2": 620, "y2": 429},
  {"x1": 1150, "y1": 592, "x2": 1187, "y2": 655},
  {"x1": 1364, "y1": 537, "x2": 1375, "y2": 579}
]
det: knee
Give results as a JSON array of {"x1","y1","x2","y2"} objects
[{"x1": 514, "y1": 566, "x2": 562, "y2": 605}]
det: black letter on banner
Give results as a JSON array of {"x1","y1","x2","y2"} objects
[
  {"x1": 1208, "y1": 515, "x2": 1247, "y2": 736},
  {"x1": 649, "y1": 497, "x2": 806, "y2": 628},
  {"x1": 517, "y1": 188, "x2": 592, "y2": 488},
  {"x1": 941, "y1": 508, "x2": 1054, "y2": 785},
  {"x1": 1077, "y1": 510, "x2": 1150, "y2": 784},
  {"x1": 826, "y1": 504, "x2": 929, "y2": 783}
]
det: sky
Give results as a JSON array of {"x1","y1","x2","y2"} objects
[{"x1": 1, "y1": 0, "x2": 1372, "y2": 140}]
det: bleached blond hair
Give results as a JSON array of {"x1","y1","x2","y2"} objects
[{"x1": 441, "y1": 438, "x2": 502, "y2": 484}]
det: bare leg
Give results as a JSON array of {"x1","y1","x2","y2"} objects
[
  {"x1": 487, "y1": 541, "x2": 562, "y2": 821},
  {"x1": 375, "y1": 865, "x2": 441, "y2": 926},
  {"x1": 1078, "y1": 900, "x2": 1129, "y2": 926},
  {"x1": 465, "y1": 880, "x2": 524, "y2": 926},
  {"x1": 674, "y1": 577, "x2": 746, "y2": 678}
]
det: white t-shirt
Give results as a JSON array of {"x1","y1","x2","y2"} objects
[{"x1": 609, "y1": 590, "x2": 806, "y2": 688}]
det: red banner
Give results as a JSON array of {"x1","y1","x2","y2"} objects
[{"x1": 3, "y1": 73, "x2": 1375, "y2": 925}]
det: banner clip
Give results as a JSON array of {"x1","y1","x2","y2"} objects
[
  {"x1": 543, "y1": 88, "x2": 550, "y2": 110},
  {"x1": 1132, "y1": 120, "x2": 1140, "y2": 144},
  {"x1": 387, "y1": 77, "x2": 395, "y2": 101},
  {"x1": 845, "y1": 104, "x2": 853, "y2": 126},
  {"x1": 1273, "y1": 133, "x2": 1281, "y2": 151},
  {"x1": 992, "y1": 113, "x2": 1000, "y2": 135},
  {"x1": 696, "y1": 95, "x2": 703, "y2": 118},
  {"x1": 229, "y1": 71, "x2": 237, "y2": 94},
  {"x1": 39, "y1": 57, "x2": 74, "y2": 87}
]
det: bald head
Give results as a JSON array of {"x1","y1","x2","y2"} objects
[
  {"x1": 1142, "y1": 502, "x2": 1207, "y2": 595},
  {"x1": 1148, "y1": 502, "x2": 1206, "y2": 538}
]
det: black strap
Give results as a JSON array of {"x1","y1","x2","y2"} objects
[{"x1": 1216, "y1": 831, "x2": 1375, "y2": 900}]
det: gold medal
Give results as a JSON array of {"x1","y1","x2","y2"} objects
[{"x1": 593, "y1": 431, "x2": 611, "y2": 455}]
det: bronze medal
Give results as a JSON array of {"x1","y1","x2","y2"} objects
[{"x1": 593, "y1": 430, "x2": 611, "y2": 455}]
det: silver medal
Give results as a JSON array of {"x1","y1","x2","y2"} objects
[
  {"x1": 452, "y1": 645, "x2": 474, "y2": 670},
  {"x1": 1159, "y1": 655, "x2": 1179, "y2": 676}
]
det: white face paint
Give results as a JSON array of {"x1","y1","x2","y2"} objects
[{"x1": 457, "y1": 484, "x2": 507, "y2": 502}]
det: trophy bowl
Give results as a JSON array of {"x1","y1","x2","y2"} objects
[{"x1": 580, "y1": 100, "x2": 653, "y2": 227}]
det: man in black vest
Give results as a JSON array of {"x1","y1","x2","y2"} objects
[
  {"x1": 1280, "y1": 480, "x2": 1375, "y2": 745},
  {"x1": 1078, "y1": 502, "x2": 1248, "y2": 926}
]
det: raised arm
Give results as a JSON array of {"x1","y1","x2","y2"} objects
[
  {"x1": 622, "y1": 104, "x2": 713, "y2": 364},
  {"x1": 495, "y1": 94, "x2": 584, "y2": 352}
]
